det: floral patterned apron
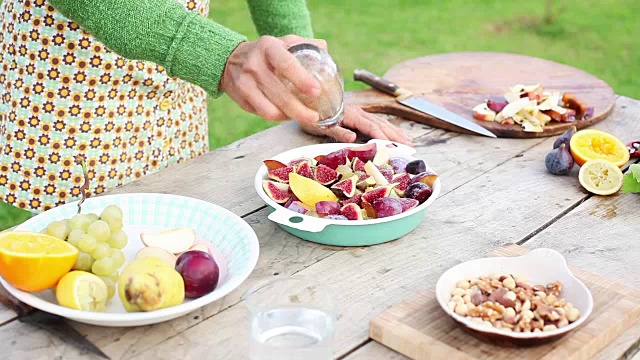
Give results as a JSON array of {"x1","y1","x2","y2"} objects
[{"x1": 0, "y1": 0, "x2": 210, "y2": 213}]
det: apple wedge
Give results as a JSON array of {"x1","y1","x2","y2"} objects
[
  {"x1": 136, "y1": 247, "x2": 178, "y2": 267},
  {"x1": 140, "y1": 227, "x2": 196, "y2": 254},
  {"x1": 364, "y1": 161, "x2": 389, "y2": 186},
  {"x1": 372, "y1": 144, "x2": 390, "y2": 166}
]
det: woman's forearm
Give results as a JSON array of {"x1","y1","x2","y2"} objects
[
  {"x1": 49, "y1": 0, "x2": 247, "y2": 96},
  {"x1": 246, "y1": 0, "x2": 314, "y2": 38}
]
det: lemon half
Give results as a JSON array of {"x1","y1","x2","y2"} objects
[
  {"x1": 56, "y1": 271, "x2": 108, "y2": 312},
  {"x1": 578, "y1": 159, "x2": 624, "y2": 195}
]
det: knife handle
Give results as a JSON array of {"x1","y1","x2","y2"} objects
[{"x1": 353, "y1": 69, "x2": 413, "y2": 99}]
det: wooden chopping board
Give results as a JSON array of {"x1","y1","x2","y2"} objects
[
  {"x1": 369, "y1": 244, "x2": 640, "y2": 360},
  {"x1": 346, "y1": 52, "x2": 616, "y2": 138}
]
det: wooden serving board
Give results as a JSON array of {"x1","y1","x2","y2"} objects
[
  {"x1": 346, "y1": 52, "x2": 616, "y2": 138},
  {"x1": 369, "y1": 244, "x2": 640, "y2": 360}
]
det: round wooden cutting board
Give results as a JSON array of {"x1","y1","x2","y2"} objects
[{"x1": 346, "y1": 52, "x2": 616, "y2": 138}]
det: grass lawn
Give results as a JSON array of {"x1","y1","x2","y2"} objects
[{"x1": 1, "y1": 0, "x2": 639, "y2": 230}]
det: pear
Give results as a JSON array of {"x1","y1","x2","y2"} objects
[{"x1": 118, "y1": 257, "x2": 184, "y2": 312}]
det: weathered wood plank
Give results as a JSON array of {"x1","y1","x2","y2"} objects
[
  {"x1": 0, "y1": 305, "x2": 16, "y2": 326},
  {"x1": 523, "y1": 172, "x2": 640, "y2": 290},
  {"x1": 0, "y1": 320, "x2": 102, "y2": 360},
  {"x1": 350, "y1": 309, "x2": 640, "y2": 360},
  {"x1": 129, "y1": 97, "x2": 640, "y2": 359},
  {"x1": 343, "y1": 341, "x2": 408, "y2": 360}
]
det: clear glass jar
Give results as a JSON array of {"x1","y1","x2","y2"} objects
[{"x1": 284, "y1": 44, "x2": 344, "y2": 128}]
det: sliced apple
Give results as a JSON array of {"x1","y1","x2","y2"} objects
[
  {"x1": 372, "y1": 144, "x2": 390, "y2": 166},
  {"x1": 364, "y1": 161, "x2": 389, "y2": 186},
  {"x1": 190, "y1": 243, "x2": 209, "y2": 253},
  {"x1": 472, "y1": 103, "x2": 496, "y2": 121},
  {"x1": 136, "y1": 246, "x2": 178, "y2": 267},
  {"x1": 140, "y1": 227, "x2": 196, "y2": 254}
]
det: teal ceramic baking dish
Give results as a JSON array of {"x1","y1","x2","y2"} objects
[{"x1": 254, "y1": 139, "x2": 441, "y2": 247}]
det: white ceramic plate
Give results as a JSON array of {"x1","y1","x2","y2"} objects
[
  {"x1": 254, "y1": 139, "x2": 441, "y2": 232},
  {"x1": 435, "y1": 248, "x2": 593, "y2": 341},
  {"x1": 1, "y1": 193, "x2": 259, "y2": 327}
]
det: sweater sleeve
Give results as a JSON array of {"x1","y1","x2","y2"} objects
[
  {"x1": 49, "y1": 0, "x2": 247, "y2": 97},
  {"x1": 246, "y1": 0, "x2": 314, "y2": 38}
]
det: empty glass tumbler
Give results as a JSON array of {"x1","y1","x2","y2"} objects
[{"x1": 244, "y1": 276, "x2": 338, "y2": 360}]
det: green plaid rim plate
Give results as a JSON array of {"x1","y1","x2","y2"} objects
[{"x1": 2, "y1": 193, "x2": 260, "y2": 327}]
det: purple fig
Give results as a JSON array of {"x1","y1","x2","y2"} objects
[
  {"x1": 553, "y1": 126, "x2": 576, "y2": 150},
  {"x1": 545, "y1": 144, "x2": 574, "y2": 175}
]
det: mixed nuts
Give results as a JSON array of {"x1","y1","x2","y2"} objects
[{"x1": 448, "y1": 274, "x2": 581, "y2": 333}]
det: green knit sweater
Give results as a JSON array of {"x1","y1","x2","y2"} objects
[{"x1": 49, "y1": 0, "x2": 314, "y2": 97}]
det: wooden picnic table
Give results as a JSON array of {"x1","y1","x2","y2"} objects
[{"x1": 1, "y1": 95, "x2": 639, "y2": 360}]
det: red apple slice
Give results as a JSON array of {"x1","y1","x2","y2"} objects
[
  {"x1": 140, "y1": 227, "x2": 196, "y2": 254},
  {"x1": 136, "y1": 246, "x2": 178, "y2": 267}
]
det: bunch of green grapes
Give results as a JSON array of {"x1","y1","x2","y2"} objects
[{"x1": 43, "y1": 205, "x2": 128, "y2": 300}]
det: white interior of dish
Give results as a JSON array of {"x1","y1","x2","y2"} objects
[
  {"x1": 254, "y1": 139, "x2": 441, "y2": 229},
  {"x1": 435, "y1": 248, "x2": 593, "y2": 339},
  {"x1": 1, "y1": 193, "x2": 259, "y2": 326}
]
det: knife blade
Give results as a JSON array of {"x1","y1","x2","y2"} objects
[
  {"x1": 0, "y1": 292, "x2": 109, "y2": 359},
  {"x1": 353, "y1": 69, "x2": 497, "y2": 138}
]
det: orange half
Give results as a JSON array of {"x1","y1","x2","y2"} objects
[
  {"x1": 570, "y1": 129, "x2": 630, "y2": 167},
  {"x1": 0, "y1": 231, "x2": 78, "y2": 292}
]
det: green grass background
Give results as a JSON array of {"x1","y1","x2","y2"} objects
[{"x1": 2, "y1": 0, "x2": 639, "y2": 230}]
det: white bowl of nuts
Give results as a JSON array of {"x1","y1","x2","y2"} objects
[{"x1": 435, "y1": 248, "x2": 593, "y2": 345}]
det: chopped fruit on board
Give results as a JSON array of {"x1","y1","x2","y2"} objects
[
  {"x1": 263, "y1": 143, "x2": 437, "y2": 220},
  {"x1": 472, "y1": 84, "x2": 592, "y2": 132}
]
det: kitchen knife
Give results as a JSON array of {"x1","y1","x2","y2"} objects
[
  {"x1": 353, "y1": 69, "x2": 497, "y2": 138},
  {"x1": 0, "y1": 292, "x2": 109, "y2": 359}
]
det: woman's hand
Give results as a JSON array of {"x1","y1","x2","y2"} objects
[
  {"x1": 299, "y1": 104, "x2": 414, "y2": 145},
  {"x1": 219, "y1": 35, "x2": 326, "y2": 124}
]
